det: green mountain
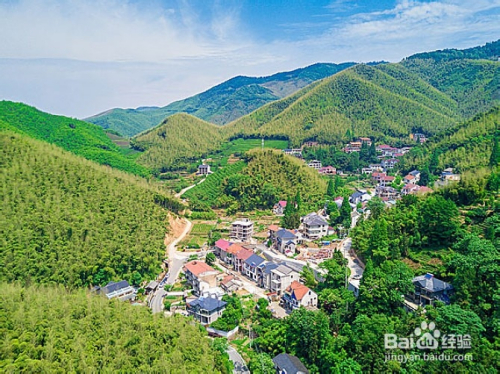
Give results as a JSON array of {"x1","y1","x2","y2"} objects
[
  {"x1": 86, "y1": 63, "x2": 357, "y2": 137},
  {"x1": 403, "y1": 106, "x2": 500, "y2": 173},
  {"x1": 0, "y1": 101, "x2": 150, "y2": 177},
  {"x1": 0, "y1": 130, "x2": 182, "y2": 287},
  {"x1": 0, "y1": 283, "x2": 228, "y2": 373},
  {"x1": 133, "y1": 113, "x2": 225, "y2": 171},
  {"x1": 225, "y1": 63, "x2": 462, "y2": 146},
  {"x1": 184, "y1": 149, "x2": 327, "y2": 212}
]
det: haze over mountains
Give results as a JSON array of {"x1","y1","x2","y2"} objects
[
  {"x1": 86, "y1": 62, "x2": 359, "y2": 137},
  {"x1": 131, "y1": 40, "x2": 500, "y2": 171}
]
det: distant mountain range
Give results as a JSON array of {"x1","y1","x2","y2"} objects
[
  {"x1": 132, "y1": 40, "x2": 500, "y2": 170},
  {"x1": 86, "y1": 62, "x2": 359, "y2": 137}
]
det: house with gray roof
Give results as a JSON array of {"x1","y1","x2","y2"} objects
[
  {"x1": 269, "y1": 264, "x2": 300, "y2": 295},
  {"x1": 407, "y1": 273, "x2": 454, "y2": 308},
  {"x1": 274, "y1": 228, "x2": 297, "y2": 255},
  {"x1": 272, "y1": 353, "x2": 309, "y2": 374},
  {"x1": 187, "y1": 296, "x2": 227, "y2": 325},
  {"x1": 243, "y1": 254, "x2": 266, "y2": 281},
  {"x1": 95, "y1": 280, "x2": 136, "y2": 301},
  {"x1": 301, "y1": 213, "x2": 329, "y2": 240}
]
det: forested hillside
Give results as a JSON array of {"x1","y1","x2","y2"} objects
[
  {"x1": 0, "y1": 101, "x2": 150, "y2": 177},
  {"x1": 185, "y1": 150, "x2": 326, "y2": 213},
  {"x1": 86, "y1": 63, "x2": 357, "y2": 137},
  {"x1": 133, "y1": 113, "x2": 225, "y2": 171},
  {"x1": 0, "y1": 283, "x2": 228, "y2": 373},
  {"x1": 402, "y1": 106, "x2": 500, "y2": 173},
  {"x1": 226, "y1": 64, "x2": 459, "y2": 146},
  {"x1": 0, "y1": 131, "x2": 182, "y2": 287}
]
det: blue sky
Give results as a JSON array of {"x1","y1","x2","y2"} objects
[{"x1": 0, "y1": 0, "x2": 499, "y2": 118}]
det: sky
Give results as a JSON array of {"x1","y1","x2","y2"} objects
[{"x1": 0, "y1": 0, "x2": 499, "y2": 119}]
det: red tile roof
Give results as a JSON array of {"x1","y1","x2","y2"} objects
[
  {"x1": 278, "y1": 200, "x2": 287, "y2": 207},
  {"x1": 286, "y1": 281, "x2": 311, "y2": 301},
  {"x1": 227, "y1": 243, "x2": 244, "y2": 254},
  {"x1": 235, "y1": 248, "x2": 253, "y2": 260},
  {"x1": 215, "y1": 239, "x2": 231, "y2": 251},
  {"x1": 220, "y1": 275, "x2": 234, "y2": 286},
  {"x1": 183, "y1": 261, "x2": 216, "y2": 277},
  {"x1": 268, "y1": 224, "x2": 280, "y2": 232}
]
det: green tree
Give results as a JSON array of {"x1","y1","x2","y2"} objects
[
  {"x1": 206, "y1": 252, "x2": 216, "y2": 266},
  {"x1": 369, "y1": 218, "x2": 390, "y2": 264},
  {"x1": 418, "y1": 195, "x2": 460, "y2": 246},
  {"x1": 490, "y1": 136, "x2": 500, "y2": 167},
  {"x1": 300, "y1": 263, "x2": 318, "y2": 289},
  {"x1": 326, "y1": 201, "x2": 340, "y2": 225},
  {"x1": 367, "y1": 197, "x2": 385, "y2": 220},
  {"x1": 327, "y1": 178, "x2": 335, "y2": 197},
  {"x1": 249, "y1": 353, "x2": 275, "y2": 374},
  {"x1": 339, "y1": 197, "x2": 352, "y2": 228}
]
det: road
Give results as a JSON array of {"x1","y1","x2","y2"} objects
[
  {"x1": 150, "y1": 217, "x2": 193, "y2": 314},
  {"x1": 227, "y1": 347, "x2": 250, "y2": 374},
  {"x1": 175, "y1": 178, "x2": 205, "y2": 198}
]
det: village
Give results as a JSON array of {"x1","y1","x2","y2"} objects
[{"x1": 92, "y1": 135, "x2": 461, "y2": 373}]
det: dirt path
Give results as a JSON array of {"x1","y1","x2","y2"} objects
[{"x1": 175, "y1": 178, "x2": 206, "y2": 198}]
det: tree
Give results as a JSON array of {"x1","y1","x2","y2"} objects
[
  {"x1": 318, "y1": 252, "x2": 349, "y2": 290},
  {"x1": 368, "y1": 218, "x2": 390, "y2": 264},
  {"x1": 300, "y1": 263, "x2": 318, "y2": 288},
  {"x1": 490, "y1": 136, "x2": 500, "y2": 167},
  {"x1": 249, "y1": 353, "x2": 275, "y2": 374},
  {"x1": 418, "y1": 195, "x2": 460, "y2": 246},
  {"x1": 206, "y1": 252, "x2": 216, "y2": 266},
  {"x1": 429, "y1": 149, "x2": 440, "y2": 173},
  {"x1": 367, "y1": 197, "x2": 385, "y2": 220},
  {"x1": 419, "y1": 165, "x2": 431, "y2": 186},
  {"x1": 327, "y1": 178, "x2": 335, "y2": 197},
  {"x1": 326, "y1": 201, "x2": 340, "y2": 225},
  {"x1": 339, "y1": 197, "x2": 352, "y2": 228}
]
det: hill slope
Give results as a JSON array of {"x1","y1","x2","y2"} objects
[
  {"x1": 0, "y1": 131, "x2": 181, "y2": 287},
  {"x1": 0, "y1": 283, "x2": 227, "y2": 373},
  {"x1": 133, "y1": 113, "x2": 225, "y2": 171},
  {"x1": 403, "y1": 106, "x2": 500, "y2": 172},
  {"x1": 224, "y1": 63, "x2": 460, "y2": 146},
  {"x1": 0, "y1": 101, "x2": 150, "y2": 177},
  {"x1": 86, "y1": 63, "x2": 357, "y2": 137}
]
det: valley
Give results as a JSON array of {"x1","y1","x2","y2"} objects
[{"x1": 1, "y1": 39, "x2": 499, "y2": 373}]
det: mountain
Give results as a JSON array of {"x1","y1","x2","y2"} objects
[
  {"x1": 184, "y1": 149, "x2": 327, "y2": 212},
  {"x1": 86, "y1": 63, "x2": 357, "y2": 137},
  {"x1": 0, "y1": 130, "x2": 182, "y2": 287},
  {"x1": 403, "y1": 105, "x2": 500, "y2": 173},
  {"x1": 225, "y1": 63, "x2": 462, "y2": 146},
  {"x1": 0, "y1": 101, "x2": 150, "y2": 177},
  {"x1": 0, "y1": 283, "x2": 228, "y2": 372},
  {"x1": 133, "y1": 113, "x2": 225, "y2": 171}
]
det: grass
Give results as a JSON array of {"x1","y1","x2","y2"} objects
[{"x1": 209, "y1": 138, "x2": 289, "y2": 159}]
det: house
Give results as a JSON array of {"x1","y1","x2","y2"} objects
[
  {"x1": 213, "y1": 239, "x2": 232, "y2": 258},
  {"x1": 407, "y1": 273, "x2": 454, "y2": 307},
  {"x1": 379, "y1": 175, "x2": 395, "y2": 187},
  {"x1": 401, "y1": 183, "x2": 420, "y2": 195},
  {"x1": 403, "y1": 174, "x2": 416, "y2": 184},
  {"x1": 441, "y1": 169, "x2": 460, "y2": 182},
  {"x1": 274, "y1": 229, "x2": 297, "y2": 255},
  {"x1": 95, "y1": 280, "x2": 136, "y2": 301},
  {"x1": 243, "y1": 254, "x2": 266, "y2": 281},
  {"x1": 409, "y1": 170, "x2": 421, "y2": 182},
  {"x1": 259, "y1": 262, "x2": 280, "y2": 289},
  {"x1": 361, "y1": 167, "x2": 373, "y2": 174},
  {"x1": 301, "y1": 213, "x2": 329, "y2": 240},
  {"x1": 269, "y1": 264, "x2": 300, "y2": 295},
  {"x1": 359, "y1": 137, "x2": 372, "y2": 145},
  {"x1": 283, "y1": 149, "x2": 303, "y2": 157},
  {"x1": 282, "y1": 281, "x2": 318, "y2": 310},
  {"x1": 302, "y1": 141, "x2": 319, "y2": 148},
  {"x1": 375, "y1": 186, "x2": 400, "y2": 200},
  {"x1": 230, "y1": 219, "x2": 254, "y2": 242},
  {"x1": 376, "y1": 144, "x2": 393, "y2": 152},
  {"x1": 268, "y1": 224, "x2": 280, "y2": 241},
  {"x1": 272, "y1": 353, "x2": 309, "y2": 374},
  {"x1": 307, "y1": 160, "x2": 322, "y2": 169},
  {"x1": 369, "y1": 164, "x2": 384, "y2": 172},
  {"x1": 233, "y1": 247, "x2": 254, "y2": 273},
  {"x1": 273, "y1": 201, "x2": 287, "y2": 215},
  {"x1": 183, "y1": 261, "x2": 220, "y2": 296},
  {"x1": 411, "y1": 133, "x2": 427, "y2": 143},
  {"x1": 318, "y1": 166, "x2": 336, "y2": 175},
  {"x1": 372, "y1": 171, "x2": 387, "y2": 183},
  {"x1": 220, "y1": 275, "x2": 241, "y2": 293},
  {"x1": 197, "y1": 164, "x2": 211, "y2": 175},
  {"x1": 334, "y1": 196, "x2": 344, "y2": 209},
  {"x1": 381, "y1": 158, "x2": 399, "y2": 170},
  {"x1": 145, "y1": 280, "x2": 158, "y2": 295},
  {"x1": 349, "y1": 190, "x2": 371, "y2": 205},
  {"x1": 186, "y1": 296, "x2": 227, "y2": 325},
  {"x1": 222, "y1": 243, "x2": 244, "y2": 266}
]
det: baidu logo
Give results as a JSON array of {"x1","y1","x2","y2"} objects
[{"x1": 385, "y1": 321, "x2": 471, "y2": 350}]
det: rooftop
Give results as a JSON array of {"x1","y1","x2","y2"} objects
[
  {"x1": 184, "y1": 261, "x2": 217, "y2": 277},
  {"x1": 286, "y1": 281, "x2": 311, "y2": 301},
  {"x1": 235, "y1": 247, "x2": 254, "y2": 260},
  {"x1": 273, "y1": 353, "x2": 309, "y2": 374},
  {"x1": 276, "y1": 228, "x2": 297, "y2": 240},
  {"x1": 215, "y1": 239, "x2": 231, "y2": 251},
  {"x1": 188, "y1": 296, "x2": 227, "y2": 313},
  {"x1": 244, "y1": 254, "x2": 266, "y2": 267},
  {"x1": 413, "y1": 273, "x2": 454, "y2": 293}
]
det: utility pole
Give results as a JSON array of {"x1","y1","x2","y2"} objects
[{"x1": 261, "y1": 137, "x2": 264, "y2": 150}]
